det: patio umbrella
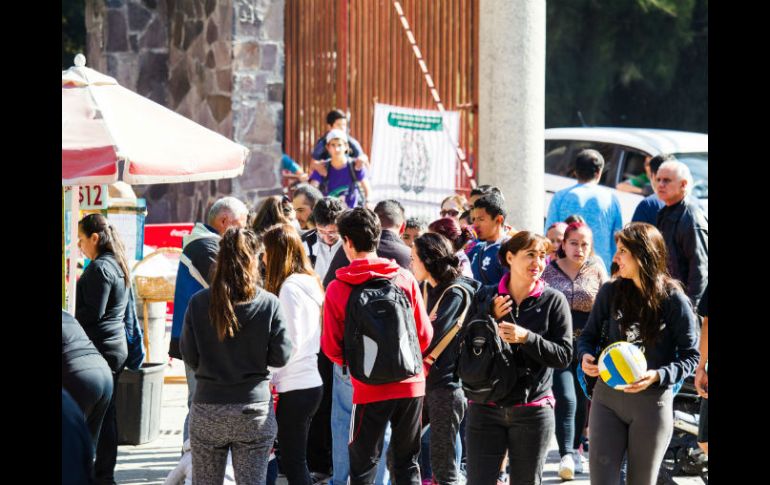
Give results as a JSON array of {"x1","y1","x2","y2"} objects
[
  {"x1": 62, "y1": 54, "x2": 249, "y2": 313},
  {"x1": 62, "y1": 54, "x2": 248, "y2": 185}
]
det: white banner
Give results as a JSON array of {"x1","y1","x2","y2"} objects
[{"x1": 368, "y1": 103, "x2": 460, "y2": 222}]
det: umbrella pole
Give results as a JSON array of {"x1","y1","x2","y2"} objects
[
  {"x1": 62, "y1": 187, "x2": 65, "y2": 309},
  {"x1": 67, "y1": 185, "x2": 80, "y2": 315}
]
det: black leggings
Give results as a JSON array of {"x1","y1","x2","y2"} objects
[
  {"x1": 94, "y1": 371, "x2": 121, "y2": 485},
  {"x1": 277, "y1": 386, "x2": 324, "y2": 485},
  {"x1": 62, "y1": 357, "x2": 114, "y2": 446},
  {"x1": 588, "y1": 380, "x2": 673, "y2": 485}
]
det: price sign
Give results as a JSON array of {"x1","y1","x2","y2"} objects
[{"x1": 78, "y1": 185, "x2": 108, "y2": 210}]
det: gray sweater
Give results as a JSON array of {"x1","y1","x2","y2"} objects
[{"x1": 180, "y1": 288, "x2": 292, "y2": 404}]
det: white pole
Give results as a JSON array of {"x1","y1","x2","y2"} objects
[{"x1": 67, "y1": 185, "x2": 80, "y2": 315}]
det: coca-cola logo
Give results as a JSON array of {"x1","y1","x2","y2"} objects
[{"x1": 170, "y1": 229, "x2": 190, "y2": 238}]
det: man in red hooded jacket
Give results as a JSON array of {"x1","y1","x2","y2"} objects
[{"x1": 322, "y1": 207, "x2": 433, "y2": 485}]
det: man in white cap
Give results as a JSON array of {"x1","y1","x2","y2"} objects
[{"x1": 309, "y1": 129, "x2": 369, "y2": 208}]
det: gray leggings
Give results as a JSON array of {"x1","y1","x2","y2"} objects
[
  {"x1": 588, "y1": 380, "x2": 673, "y2": 485},
  {"x1": 426, "y1": 386, "x2": 467, "y2": 485},
  {"x1": 190, "y1": 399, "x2": 277, "y2": 485}
]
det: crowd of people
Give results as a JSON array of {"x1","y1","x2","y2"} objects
[{"x1": 62, "y1": 109, "x2": 709, "y2": 485}]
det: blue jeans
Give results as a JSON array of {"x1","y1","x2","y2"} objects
[
  {"x1": 552, "y1": 360, "x2": 587, "y2": 457},
  {"x1": 332, "y1": 364, "x2": 391, "y2": 485}
]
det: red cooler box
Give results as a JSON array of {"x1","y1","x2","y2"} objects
[{"x1": 143, "y1": 223, "x2": 194, "y2": 316}]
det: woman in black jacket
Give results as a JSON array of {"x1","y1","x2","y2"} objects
[
  {"x1": 180, "y1": 227, "x2": 292, "y2": 484},
  {"x1": 577, "y1": 222, "x2": 699, "y2": 485},
  {"x1": 465, "y1": 231, "x2": 572, "y2": 485},
  {"x1": 411, "y1": 233, "x2": 480, "y2": 485},
  {"x1": 76, "y1": 213, "x2": 131, "y2": 485}
]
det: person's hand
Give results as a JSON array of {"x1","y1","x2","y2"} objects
[
  {"x1": 623, "y1": 369, "x2": 660, "y2": 393},
  {"x1": 498, "y1": 321, "x2": 528, "y2": 344},
  {"x1": 492, "y1": 295, "x2": 513, "y2": 320},
  {"x1": 429, "y1": 312, "x2": 438, "y2": 322},
  {"x1": 297, "y1": 172, "x2": 309, "y2": 183},
  {"x1": 694, "y1": 365, "x2": 708, "y2": 398},
  {"x1": 581, "y1": 354, "x2": 599, "y2": 377},
  {"x1": 355, "y1": 153, "x2": 370, "y2": 170},
  {"x1": 310, "y1": 160, "x2": 327, "y2": 177}
]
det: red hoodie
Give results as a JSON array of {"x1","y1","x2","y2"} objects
[{"x1": 321, "y1": 256, "x2": 433, "y2": 404}]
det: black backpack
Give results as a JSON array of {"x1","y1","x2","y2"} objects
[
  {"x1": 343, "y1": 277, "x2": 422, "y2": 384},
  {"x1": 456, "y1": 313, "x2": 521, "y2": 403}
]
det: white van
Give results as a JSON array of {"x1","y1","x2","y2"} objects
[{"x1": 544, "y1": 127, "x2": 708, "y2": 223}]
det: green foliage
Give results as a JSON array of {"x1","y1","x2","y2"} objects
[
  {"x1": 546, "y1": 0, "x2": 708, "y2": 132},
  {"x1": 62, "y1": 0, "x2": 86, "y2": 69}
]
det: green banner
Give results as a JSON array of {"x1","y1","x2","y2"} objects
[{"x1": 387, "y1": 112, "x2": 443, "y2": 131}]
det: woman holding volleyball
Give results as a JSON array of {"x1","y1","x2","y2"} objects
[{"x1": 577, "y1": 222, "x2": 699, "y2": 485}]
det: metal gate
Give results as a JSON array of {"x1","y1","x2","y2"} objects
[{"x1": 284, "y1": 0, "x2": 479, "y2": 196}]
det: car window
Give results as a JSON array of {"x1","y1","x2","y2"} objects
[
  {"x1": 673, "y1": 152, "x2": 708, "y2": 198},
  {"x1": 621, "y1": 150, "x2": 649, "y2": 181},
  {"x1": 545, "y1": 140, "x2": 571, "y2": 176}
]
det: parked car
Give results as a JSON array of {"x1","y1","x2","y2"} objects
[{"x1": 544, "y1": 127, "x2": 708, "y2": 223}]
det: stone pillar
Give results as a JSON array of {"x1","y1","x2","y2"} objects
[
  {"x1": 231, "y1": 0, "x2": 286, "y2": 207},
  {"x1": 478, "y1": 0, "x2": 546, "y2": 233}
]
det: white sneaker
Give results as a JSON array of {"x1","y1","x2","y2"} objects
[
  {"x1": 558, "y1": 454, "x2": 575, "y2": 481},
  {"x1": 574, "y1": 453, "x2": 585, "y2": 474}
]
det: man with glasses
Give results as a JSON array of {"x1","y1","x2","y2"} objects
[{"x1": 303, "y1": 197, "x2": 346, "y2": 282}]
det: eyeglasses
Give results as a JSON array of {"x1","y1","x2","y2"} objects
[
  {"x1": 440, "y1": 209, "x2": 460, "y2": 218},
  {"x1": 317, "y1": 227, "x2": 339, "y2": 238}
]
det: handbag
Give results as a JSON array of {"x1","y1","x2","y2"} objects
[{"x1": 422, "y1": 283, "x2": 472, "y2": 366}]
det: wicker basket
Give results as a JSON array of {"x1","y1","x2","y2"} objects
[{"x1": 132, "y1": 247, "x2": 182, "y2": 302}]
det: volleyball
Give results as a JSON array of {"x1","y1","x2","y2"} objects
[{"x1": 598, "y1": 341, "x2": 648, "y2": 388}]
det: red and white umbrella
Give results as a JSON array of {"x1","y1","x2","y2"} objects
[{"x1": 62, "y1": 54, "x2": 248, "y2": 185}]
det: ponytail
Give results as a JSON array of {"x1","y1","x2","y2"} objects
[{"x1": 78, "y1": 213, "x2": 131, "y2": 286}]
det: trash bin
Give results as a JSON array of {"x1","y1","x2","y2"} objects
[{"x1": 116, "y1": 362, "x2": 165, "y2": 445}]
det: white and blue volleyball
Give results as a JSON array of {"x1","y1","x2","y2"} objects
[{"x1": 598, "y1": 341, "x2": 647, "y2": 388}]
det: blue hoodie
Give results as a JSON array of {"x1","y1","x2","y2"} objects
[{"x1": 169, "y1": 223, "x2": 220, "y2": 360}]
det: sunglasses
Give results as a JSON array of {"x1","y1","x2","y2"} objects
[{"x1": 440, "y1": 209, "x2": 460, "y2": 218}]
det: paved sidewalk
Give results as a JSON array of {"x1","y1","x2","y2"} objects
[{"x1": 115, "y1": 358, "x2": 703, "y2": 484}]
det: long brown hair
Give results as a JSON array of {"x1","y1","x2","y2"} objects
[
  {"x1": 611, "y1": 222, "x2": 683, "y2": 348},
  {"x1": 209, "y1": 227, "x2": 261, "y2": 341},
  {"x1": 78, "y1": 213, "x2": 130, "y2": 286},
  {"x1": 261, "y1": 224, "x2": 321, "y2": 295},
  {"x1": 252, "y1": 195, "x2": 294, "y2": 236}
]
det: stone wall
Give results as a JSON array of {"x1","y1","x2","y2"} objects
[
  {"x1": 84, "y1": 0, "x2": 286, "y2": 224},
  {"x1": 231, "y1": 0, "x2": 286, "y2": 206}
]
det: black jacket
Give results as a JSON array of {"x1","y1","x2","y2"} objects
[
  {"x1": 576, "y1": 281, "x2": 700, "y2": 388},
  {"x1": 473, "y1": 282, "x2": 573, "y2": 405},
  {"x1": 180, "y1": 288, "x2": 292, "y2": 404},
  {"x1": 62, "y1": 310, "x2": 111, "y2": 378},
  {"x1": 323, "y1": 229, "x2": 412, "y2": 288},
  {"x1": 75, "y1": 252, "x2": 129, "y2": 372},
  {"x1": 656, "y1": 197, "x2": 708, "y2": 308},
  {"x1": 423, "y1": 276, "x2": 482, "y2": 391}
]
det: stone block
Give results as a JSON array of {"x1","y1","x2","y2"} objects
[
  {"x1": 182, "y1": 20, "x2": 204, "y2": 50},
  {"x1": 140, "y1": 16, "x2": 167, "y2": 48},
  {"x1": 205, "y1": 0, "x2": 216, "y2": 18},
  {"x1": 169, "y1": 58, "x2": 191, "y2": 108},
  {"x1": 129, "y1": 34, "x2": 139, "y2": 52},
  {"x1": 142, "y1": 0, "x2": 157, "y2": 9},
  {"x1": 233, "y1": 42, "x2": 260, "y2": 70},
  {"x1": 220, "y1": 3, "x2": 233, "y2": 40},
  {"x1": 106, "y1": 0, "x2": 125, "y2": 7},
  {"x1": 145, "y1": 197, "x2": 171, "y2": 223},
  {"x1": 128, "y1": 2, "x2": 152, "y2": 31},
  {"x1": 212, "y1": 40, "x2": 231, "y2": 66},
  {"x1": 206, "y1": 19, "x2": 218, "y2": 44},
  {"x1": 207, "y1": 95, "x2": 232, "y2": 123},
  {"x1": 264, "y1": 0, "x2": 284, "y2": 41},
  {"x1": 137, "y1": 52, "x2": 168, "y2": 104},
  {"x1": 240, "y1": 102, "x2": 277, "y2": 145},
  {"x1": 217, "y1": 178, "x2": 232, "y2": 195},
  {"x1": 260, "y1": 43, "x2": 277, "y2": 71},
  {"x1": 216, "y1": 69, "x2": 232, "y2": 93},
  {"x1": 267, "y1": 82, "x2": 283, "y2": 103},
  {"x1": 205, "y1": 50, "x2": 216, "y2": 68},
  {"x1": 239, "y1": 150, "x2": 278, "y2": 191},
  {"x1": 176, "y1": 192, "x2": 195, "y2": 222},
  {"x1": 171, "y1": 12, "x2": 184, "y2": 49},
  {"x1": 220, "y1": 112, "x2": 233, "y2": 138},
  {"x1": 182, "y1": 181, "x2": 196, "y2": 196},
  {"x1": 190, "y1": 34, "x2": 207, "y2": 62},
  {"x1": 106, "y1": 9, "x2": 129, "y2": 52}
]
